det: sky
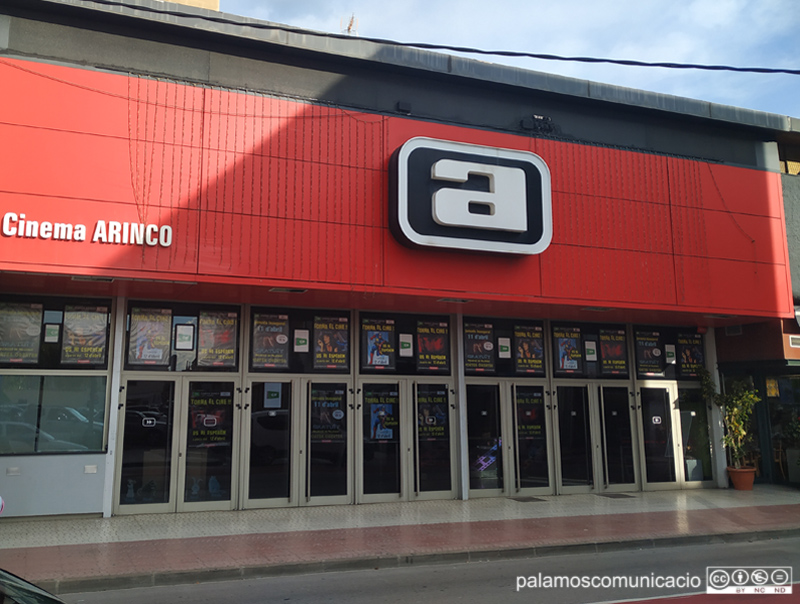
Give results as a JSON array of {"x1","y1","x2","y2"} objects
[{"x1": 218, "y1": 0, "x2": 800, "y2": 118}]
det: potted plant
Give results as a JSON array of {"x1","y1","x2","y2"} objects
[
  {"x1": 785, "y1": 415, "x2": 800, "y2": 484},
  {"x1": 700, "y1": 368, "x2": 760, "y2": 490}
]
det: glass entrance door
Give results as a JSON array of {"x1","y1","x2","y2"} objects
[
  {"x1": 555, "y1": 384, "x2": 596, "y2": 493},
  {"x1": 637, "y1": 384, "x2": 680, "y2": 489},
  {"x1": 466, "y1": 380, "x2": 554, "y2": 497},
  {"x1": 357, "y1": 379, "x2": 455, "y2": 503},
  {"x1": 554, "y1": 383, "x2": 638, "y2": 494},
  {"x1": 117, "y1": 377, "x2": 240, "y2": 513},
  {"x1": 598, "y1": 386, "x2": 638, "y2": 491},
  {"x1": 305, "y1": 381, "x2": 351, "y2": 505}
]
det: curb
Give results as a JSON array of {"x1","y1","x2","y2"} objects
[{"x1": 41, "y1": 526, "x2": 800, "y2": 595}]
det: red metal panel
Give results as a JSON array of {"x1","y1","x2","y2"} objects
[
  {"x1": 0, "y1": 57, "x2": 793, "y2": 320},
  {"x1": 540, "y1": 244, "x2": 678, "y2": 307}
]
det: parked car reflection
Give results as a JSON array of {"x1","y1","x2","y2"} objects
[{"x1": 0, "y1": 421, "x2": 88, "y2": 454}]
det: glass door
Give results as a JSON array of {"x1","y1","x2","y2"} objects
[
  {"x1": 242, "y1": 380, "x2": 295, "y2": 507},
  {"x1": 677, "y1": 386, "x2": 713, "y2": 485},
  {"x1": 415, "y1": 382, "x2": 455, "y2": 498},
  {"x1": 466, "y1": 383, "x2": 504, "y2": 494},
  {"x1": 637, "y1": 383, "x2": 681, "y2": 490},
  {"x1": 466, "y1": 380, "x2": 555, "y2": 497},
  {"x1": 511, "y1": 383, "x2": 554, "y2": 494},
  {"x1": 116, "y1": 376, "x2": 240, "y2": 513},
  {"x1": 598, "y1": 386, "x2": 638, "y2": 491},
  {"x1": 304, "y1": 380, "x2": 352, "y2": 505},
  {"x1": 356, "y1": 379, "x2": 456, "y2": 503},
  {"x1": 117, "y1": 379, "x2": 176, "y2": 513},
  {"x1": 359, "y1": 380, "x2": 403, "y2": 502},
  {"x1": 554, "y1": 384, "x2": 597, "y2": 494}
]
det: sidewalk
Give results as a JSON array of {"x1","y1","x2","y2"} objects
[{"x1": 0, "y1": 485, "x2": 798, "y2": 595}]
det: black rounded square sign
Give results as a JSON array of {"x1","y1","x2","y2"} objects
[{"x1": 390, "y1": 138, "x2": 552, "y2": 254}]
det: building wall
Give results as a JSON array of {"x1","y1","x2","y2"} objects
[{"x1": 0, "y1": 453, "x2": 106, "y2": 516}]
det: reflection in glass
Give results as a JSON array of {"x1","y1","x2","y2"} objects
[
  {"x1": 362, "y1": 383, "x2": 400, "y2": 495},
  {"x1": 557, "y1": 386, "x2": 592, "y2": 486},
  {"x1": 0, "y1": 375, "x2": 106, "y2": 454},
  {"x1": 120, "y1": 381, "x2": 174, "y2": 504},
  {"x1": 40, "y1": 376, "x2": 106, "y2": 451},
  {"x1": 678, "y1": 388, "x2": 712, "y2": 481},
  {"x1": 249, "y1": 382, "x2": 291, "y2": 499},
  {"x1": 641, "y1": 388, "x2": 676, "y2": 483},
  {"x1": 308, "y1": 383, "x2": 348, "y2": 497},
  {"x1": 514, "y1": 385, "x2": 549, "y2": 489},
  {"x1": 466, "y1": 385, "x2": 503, "y2": 489},
  {"x1": 416, "y1": 384, "x2": 451, "y2": 492},
  {"x1": 600, "y1": 387, "x2": 635, "y2": 485}
]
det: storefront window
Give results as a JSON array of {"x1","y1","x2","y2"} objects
[
  {"x1": 0, "y1": 375, "x2": 107, "y2": 454},
  {"x1": 634, "y1": 326, "x2": 704, "y2": 381},
  {"x1": 0, "y1": 298, "x2": 110, "y2": 370},
  {"x1": 766, "y1": 377, "x2": 800, "y2": 483},
  {"x1": 126, "y1": 302, "x2": 240, "y2": 372}
]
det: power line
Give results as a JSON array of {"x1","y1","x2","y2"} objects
[{"x1": 73, "y1": 0, "x2": 800, "y2": 76}]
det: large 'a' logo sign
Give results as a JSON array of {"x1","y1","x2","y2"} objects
[{"x1": 390, "y1": 138, "x2": 552, "y2": 255}]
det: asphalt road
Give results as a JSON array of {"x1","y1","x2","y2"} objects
[{"x1": 64, "y1": 536, "x2": 799, "y2": 604}]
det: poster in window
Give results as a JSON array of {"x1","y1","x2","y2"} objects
[
  {"x1": 514, "y1": 325, "x2": 545, "y2": 375},
  {"x1": 0, "y1": 303, "x2": 42, "y2": 364},
  {"x1": 309, "y1": 386, "x2": 347, "y2": 443},
  {"x1": 677, "y1": 333, "x2": 704, "y2": 377},
  {"x1": 61, "y1": 306, "x2": 108, "y2": 365},
  {"x1": 365, "y1": 391, "x2": 399, "y2": 442},
  {"x1": 128, "y1": 308, "x2": 171, "y2": 366},
  {"x1": 361, "y1": 318, "x2": 395, "y2": 371},
  {"x1": 197, "y1": 311, "x2": 238, "y2": 367},
  {"x1": 464, "y1": 323, "x2": 495, "y2": 373},
  {"x1": 187, "y1": 386, "x2": 233, "y2": 448},
  {"x1": 515, "y1": 386, "x2": 546, "y2": 440},
  {"x1": 417, "y1": 386, "x2": 449, "y2": 441},
  {"x1": 313, "y1": 316, "x2": 349, "y2": 370},
  {"x1": 599, "y1": 329, "x2": 628, "y2": 376},
  {"x1": 635, "y1": 331, "x2": 665, "y2": 376},
  {"x1": 553, "y1": 326, "x2": 582, "y2": 374},
  {"x1": 251, "y1": 314, "x2": 290, "y2": 369},
  {"x1": 416, "y1": 321, "x2": 450, "y2": 372}
]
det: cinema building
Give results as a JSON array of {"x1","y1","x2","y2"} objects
[{"x1": 1, "y1": 0, "x2": 799, "y2": 518}]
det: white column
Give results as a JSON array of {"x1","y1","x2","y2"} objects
[
  {"x1": 455, "y1": 312, "x2": 470, "y2": 500},
  {"x1": 705, "y1": 328, "x2": 729, "y2": 488},
  {"x1": 103, "y1": 296, "x2": 127, "y2": 516}
]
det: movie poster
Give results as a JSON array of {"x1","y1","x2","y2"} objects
[
  {"x1": 128, "y1": 308, "x2": 171, "y2": 366},
  {"x1": 464, "y1": 323, "x2": 494, "y2": 373},
  {"x1": 515, "y1": 387, "x2": 545, "y2": 440},
  {"x1": 514, "y1": 325, "x2": 545, "y2": 375},
  {"x1": 251, "y1": 314, "x2": 290, "y2": 369},
  {"x1": 635, "y1": 331, "x2": 665, "y2": 376},
  {"x1": 417, "y1": 386, "x2": 449, "y2": 441},
  {"x1": 197, "y1": 311, "x2": 238, "y2": 367},
  {"x1": 187, "y1": 386, "x2": 233, "y2": 448},
  {"x1": 599, "y1": 329, "x2": 628, "y2": 376},
  {"x1": 0, "y1": 302, "x2": 42, "y2": 364},
  {"x1": 309, "y1": 386, "x2": 347, "y2": 443},
  {"x1": 361, "y1": 318, "x2": 396, "y2": 371},
  {"x1": 364, "y1": 389, "x2": 399, "y2": 441},
  {"x1": 553, "y1": 326, "x2": 582, "y2": 374},
  {"x1": 313, "y1": 316, "x2": 349, "y2": 370},
  {"x1": 416, "y1": 321, "x2": 450, "y2": 372},
  {"x1": 61, "y1": 306, "x2": 108, "y2": 365},
  {"x1": 677, "y1": 333, "x2": 704, "y2": 377}
]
